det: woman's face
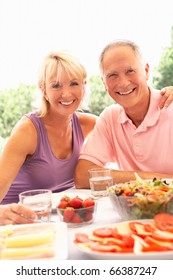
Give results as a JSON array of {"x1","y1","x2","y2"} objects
[{"x1": 45, "y1": 68, "x2": 85, "y2": 116}]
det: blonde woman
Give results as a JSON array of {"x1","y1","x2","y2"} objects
[{"x1": 0, "y1": 51, "x2": 97, "y2": 224}]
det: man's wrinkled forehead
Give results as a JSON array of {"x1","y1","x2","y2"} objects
[{"x1": 102, "y1": 46, "x2": 138, "y2": 72}]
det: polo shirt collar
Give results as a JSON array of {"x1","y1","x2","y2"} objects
[{"x1": 117, "y1": 86, "x2": 161, "y2": 129}]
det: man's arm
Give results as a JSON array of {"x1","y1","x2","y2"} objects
[
  {"x1": 75, "y1": 159, "x2": 100, "y2": 189},
  {"x1": 75, "y1": 159, "x2": 173, "y2": 189}
]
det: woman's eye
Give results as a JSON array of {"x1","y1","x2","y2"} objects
[
  {"x1": 52, "y1": 83, "x2": 61, "y2": 88},
  {"x1": 71, "y1": 81, "x2": 79, "y2": 86}
]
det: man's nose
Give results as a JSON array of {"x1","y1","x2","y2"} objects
[{"x1": 118, "y1": 75, "x2": 130, "y2": 88}]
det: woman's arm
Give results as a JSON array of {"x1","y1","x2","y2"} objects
[{"x1": 0, "y1": 117, "x2": 37, "y2": 202}]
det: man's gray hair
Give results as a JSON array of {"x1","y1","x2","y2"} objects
[{"x1": 99, "y1": 39, "x2": 145, "y2": 73}]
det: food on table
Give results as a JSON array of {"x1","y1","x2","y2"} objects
[
  {"x1": 74, "y1": 213, "x2": 173, "y2": 254},
  {"x1": 56, "y1": 195, "x2": 96, "y2": 225},
  {"x1": 0, "y1": 225, "x2": 14, "y2": 237},
  {"x1": 0, "y1": 223, "x2": 56, "y2": 259},
  {"x1": 5, "y1": 229, "x2": 54, "y2": 248},
  {"x1": 108, "y1": 173, "x2": 173, "y2": 219},
  {"x1": 154, "y1": 212, "x2": 173, "y2": 232},
  {"x1": 1, "y1": 245, "x2": 55, "y2": 259}
]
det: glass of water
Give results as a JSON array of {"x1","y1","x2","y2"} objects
[
  {"x1": 88, "y1": 168, "x2": 113, "y2": 199},
  {"x1": 19, "y1": 189, "x2": 52, "y2": 222}
]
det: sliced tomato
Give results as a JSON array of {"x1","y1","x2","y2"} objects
[
  {"x1": 103, "y1": 238, "x2": 125, "y2": 247},
  {"x1": 118, "y1": 247, "x2": 134, "y2": 253},
  {"x1": 93, "y1": 227, "x2": 113, "y2": 238},
  {"x1": 89, "y1": 242, "x2": 119, "y2": 252},
  {"x1": 128, "y1": 222, "x2": 143, "y2": 233},
  {"x1": 154, "y1": 213, "x2": 173, "y2": 232},
  {"x1": 142, "y1": 243, "x2": 172, "y2": 252},
  {"x1": 75, "y1": 233, "x2": 89, "y2": 243},
  {"x1": 111, "y1": 227, "x2": 123, "y2": 239},
  {"x1": 122, "y1": 234, "x2": 134, "y2": 248},
  {"x1": 144, "y1": 235, "x2": 173, "y2": 248},
  {"x1": 151, "y1": 230, "x2": 173, "y2": 242},
  {"x1": 144, "y1": 223, "x2": 156, "y2": 233}
]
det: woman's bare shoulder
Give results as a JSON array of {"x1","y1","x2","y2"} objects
[
  {"x1": 12, "y1": 115, "x2": 36, "y2": 135},
  {"x1": 76, "y1": 111, "x2": 98, "y2": 123},
  {"x1": 76, "y1": 111, "x2": 98, "y2": 138}
]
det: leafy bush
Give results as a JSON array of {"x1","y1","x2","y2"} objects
[
  {"x1": 88, "y1": 75, "x2": 114, "y2": 116},
  {"x1": 0, "y1": 84, "x2": 36, "y2": 138}
]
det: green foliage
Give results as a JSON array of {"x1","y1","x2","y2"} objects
[
  {"x1": 0, "y1": 84, "x2": 36, "y2": 138},
  {"x1": 152, "y1": 26, "x2": 173, "y2": 89},
  {"x1": 0, "y1": 137, "x2": 7, "y2": 154},
  {"x1": 88, "y1": 75, "x2": 114, "y2": 115}
]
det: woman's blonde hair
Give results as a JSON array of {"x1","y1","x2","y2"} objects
[{"x1": 37, "y1": 51, "x2": 87, "y2": 117}]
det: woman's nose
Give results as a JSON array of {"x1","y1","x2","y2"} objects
[{"x1": 60, "y1": 86, "x2": 72, "y2": 96}]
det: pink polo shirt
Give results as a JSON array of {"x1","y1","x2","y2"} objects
[{"x1": 80, "y1": 87, "x2": 173, "y2": 173}]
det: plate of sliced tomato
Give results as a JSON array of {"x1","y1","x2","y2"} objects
[{"x1": 74, "y1": 213, "x2": 173, "y2": 259}]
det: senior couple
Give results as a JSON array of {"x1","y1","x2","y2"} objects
[{"x1": 0, "y1": 39, "x2": 173, "y2": 225}]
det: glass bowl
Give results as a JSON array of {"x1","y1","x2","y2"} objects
[
  {"x1": 107, "y1": 178, "x2": 173, "y2": 220},
  {"x1": 56, "y1": 194, "x2": 97, "y2": 227}
]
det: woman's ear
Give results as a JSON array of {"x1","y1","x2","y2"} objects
[{"x1": 38, "y1": 81, "x2": 45, "y2": 92}]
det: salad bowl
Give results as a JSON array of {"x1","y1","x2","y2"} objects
[{"x1": 107, "y1": 174, "x2": 173, "y2": 220}]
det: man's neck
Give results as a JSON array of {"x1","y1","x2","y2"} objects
[{"x1": 125, "y1": 87, "x2": 150, "y2": 128}]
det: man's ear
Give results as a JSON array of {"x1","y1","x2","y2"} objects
[
  {"x1": 101, "y1": 76, "x2": 107, "y2": 91},
  {"x1": 145, "y1": 63, "x2": 150, "y2": 80}
]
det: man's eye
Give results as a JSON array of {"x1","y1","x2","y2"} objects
[
  {"x1": 108, "y1": 73, "x2": 117, "y2": 78},
  {"x1": 127, "y1": 69, "x2": 134, "y2": 74}
]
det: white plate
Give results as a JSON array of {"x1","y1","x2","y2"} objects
[
  {"x1": 75, "y1": 220, "x2": 173, "y2": 260},
  {"x1": 52, "y1": 190, "x2": 91, "y2": 210},
  {"x1": 0, "y1": 222, "x2": 68, "y2": 260}
]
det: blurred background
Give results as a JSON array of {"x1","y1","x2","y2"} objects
[{"x1": 0, "y1": 0, "x2": 173, "y2": 149}]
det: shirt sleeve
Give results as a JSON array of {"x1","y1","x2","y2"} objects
[{"x1": 79, "y1": 107, "x2": 117, "y2": 166}]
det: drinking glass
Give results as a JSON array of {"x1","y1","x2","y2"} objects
[
  {"x1": 19, "y1": 189, "x2": 52, "y2": 222},
  {"x1": 88, "y1": 168, "x2": 113, "y2": 199}
]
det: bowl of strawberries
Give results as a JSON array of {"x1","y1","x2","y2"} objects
[{"x1": 56, "y1": 194, "x2": 96, "y2": 227}]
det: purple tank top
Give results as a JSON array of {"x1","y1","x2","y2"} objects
[{"x1": 2, "y1": 112, "x2": 84, "y2": 204}]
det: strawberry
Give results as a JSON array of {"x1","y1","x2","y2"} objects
[
  {"x1": 68, "y1": 196, "x2": 83, "y2": 209},
  {"x1": 83, "y1": 198, "x2": 95, "y2": 208},
  {"x1": 57, "y1": 200, "x2": 68, "y2": 209},
  {"x1": 60, "y1": 195, "x2": 70, "y2": 203},
  {"x1": 84, "y1": 212, "x2": 93, "y2": 222},
  {"x1": 63, "y1": 208, "x2": 74, "y2": 222},
  {"x1": 71, "y1": 213, "x2": 82, "y2": 223}
]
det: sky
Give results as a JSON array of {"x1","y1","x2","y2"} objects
[{"x1": 0, "y1": 0, "x2": 173, "y2": 90}]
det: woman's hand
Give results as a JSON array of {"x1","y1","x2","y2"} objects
[
  {"x1": 159, "y1": 87, "x2": 173, "y2": 109},
  {"x1": 0, "y1": 203, "x2": 36, "y2": 226}
]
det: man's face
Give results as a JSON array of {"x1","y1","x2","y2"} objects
[{"x1": 102, "y1": 46, "x2": 149, "y2": 109}]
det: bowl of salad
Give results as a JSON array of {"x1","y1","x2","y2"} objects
[{"x1": 108, "y1": 173, "x2": 173, "y2": 220}]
